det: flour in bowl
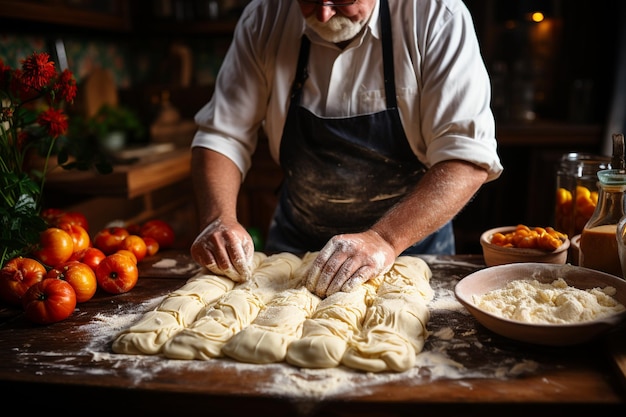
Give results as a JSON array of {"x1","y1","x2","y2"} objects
[{"x1": 473, "y1": 278, "x2": 625, "y2": 324}]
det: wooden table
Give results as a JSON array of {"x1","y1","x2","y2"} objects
[{"x1": 1, "y1": 254, "x2": 625, "y2": 416}]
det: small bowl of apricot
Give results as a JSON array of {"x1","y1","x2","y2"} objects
[{"x1": 480, "y1": 224, "x2": 570, "y2": 267}]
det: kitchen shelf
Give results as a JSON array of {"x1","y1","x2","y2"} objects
[
  {"x1": 132, "y1": 19, "x2": 237, "y2": 35},
  {"x1": 44, "y1": 147, "x2": 190, "y2": 199},
  {"x1": 0, "y1": 0, "x2": 130, "y2": 31}
]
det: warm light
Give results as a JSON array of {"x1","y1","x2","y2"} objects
[{"x1": 531, "y1": 12, "x2": 545, "y2": 22}]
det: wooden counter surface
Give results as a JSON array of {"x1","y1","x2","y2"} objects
[{"x1": 1, "y1": 254, "x2": 625, "y2": 416}]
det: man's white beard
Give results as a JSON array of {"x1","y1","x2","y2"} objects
[{"x1": 305, "y1": 14, "x2": 367, "y2": 43}]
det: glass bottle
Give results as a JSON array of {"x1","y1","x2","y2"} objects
[{"x1": 579, "y1": 169, "x2": 626, "y2": 277}]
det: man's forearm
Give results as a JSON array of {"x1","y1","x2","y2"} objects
[
  {"x1": 190, "y1": 147, "x2": 243, "y2": 230},
  {"x1": 371, "y1": 160, "x2": 488, "y2": 255}
]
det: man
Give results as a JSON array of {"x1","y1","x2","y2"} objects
[{"x1": 190, "y1": 0, "x2": 503, "y2": 298}]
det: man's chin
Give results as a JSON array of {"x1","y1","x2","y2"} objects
[{"x1": 306, "y1": 15, "x2": 366, "y2": 43}]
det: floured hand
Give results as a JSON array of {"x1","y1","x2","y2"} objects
[
  {"x1": 304, "y1": 230, "x2": 396, "y2": 298},
  {"x1": 190, "y1": 218, "x2": 254, "y2": 282}
]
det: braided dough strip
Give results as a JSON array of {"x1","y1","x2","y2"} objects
[
  {"x1": 111, "y1": 272, "x2": 235, "y2": 355},
  {"x1": 285, "y1": 256, "x2": 383, "y2": 369},
  {"x1": 161, "y1": 253, "x2": 303, "y2": 360},
  {"x1": 341, "y1": 256, "x2": 434, "y2": 372}
]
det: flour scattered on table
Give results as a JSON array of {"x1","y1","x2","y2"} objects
[
  {"x1": 473, "y1": 278, "x2": 625, "y2": 324},
  {"x1": 152, "y1": 259, "x2": 178, "y2": 268},
  {"x1": 54, "y1": 254, "x2": 543, "y2": 399}
]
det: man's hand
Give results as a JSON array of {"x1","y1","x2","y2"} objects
[
  {"x1": 190, "y1": 217, "x2": 255, "y2": 282},
  {"x1": 304, "y1": 230, "x2": 396, "y2": 298}
]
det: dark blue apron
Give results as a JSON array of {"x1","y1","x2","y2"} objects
[{"x1": 266, "y1": 0, "x2": 455, "y2": 255}]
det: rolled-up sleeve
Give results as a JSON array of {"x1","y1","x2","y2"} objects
[{"x1": 404, "y1": 0, "x2": 503, "y2": 182}]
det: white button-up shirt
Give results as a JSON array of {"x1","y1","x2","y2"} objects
[{"x1": 192, "y1": 0, "x2": 503, "y2": 182}]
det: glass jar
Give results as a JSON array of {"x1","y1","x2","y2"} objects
[
  {"x1": 555, "y1": 153, "x2": 611, "y2": 238},
  {"x1": 579, "y1": 169, "x2": 626, "y2": 277}
]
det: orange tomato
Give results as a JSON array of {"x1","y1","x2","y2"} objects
[
  {"x1": 59, "y1": 223, "x2": 91, "y2": 254},
  {"x1": 96, "y1": 253, "x2": 139, "y2": 294},
  {"x1": 0, "y1": 257, "x2": 46, "y2": 306},
  {"x1": 116, "y1": 249, "x2": 138, "y2": 265},
  {"x1": 46, "y1": 261, "x2": 97, "y2": 303},
  {"x1": 93, "y1": 227, "x2": 130, "y2": 255},
  {"x1": 119, "y1": 235, "x2": 147, "y2": 262},
  {"x1": 32, "y1": 227, "x2": 74, "y2": 267}
]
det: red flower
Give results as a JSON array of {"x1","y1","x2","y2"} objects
[
  {"x1": 37, "y1": 107, "x2": 68, "y2": 138},
  {"x1": 54, "y1": 69, "x2": 77, "y2": 103},
  {"x1": 19, "y1": 52, "x2": 56, "y2": 91}
]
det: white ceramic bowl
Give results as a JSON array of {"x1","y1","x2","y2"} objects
[
  {"x1": 480, "y1": 226, "x2": 570, "y2": 267},
  {"x1": 455, "y1": 263, "x2": 626, "y2": 346}
]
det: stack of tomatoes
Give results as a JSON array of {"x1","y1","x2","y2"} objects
[{"x1": 0, "y1": 209, "x2": 175, "y2": 325}]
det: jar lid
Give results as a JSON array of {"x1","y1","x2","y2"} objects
[
  {"x1": 597, "y1": 169, "x2": 626, "y2": 185},
  {"x1": 560, "y1": 153, "x2": 611, "y2": 163}
]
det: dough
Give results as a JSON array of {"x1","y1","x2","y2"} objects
[
  {"x1": 221, "y1": 287, "x2": 320, "y2": 363},
  {"x1": 161, "y1": 252, "x2": 303, "y2": 360},
  {"x1": 111, "y1": 272, "x2": 235, "y2": 355},
  {"x1": 113, "y1": 252, "x2": 434, "y2": 373},
  {"x1": 285, "y1": 277, "x2": 380, "y2": 369},
  {"x1": 342, "y1": 256, "x2": 434, "y2": 372},
  {"x1": 162, "y1": 288, "x2": 265, "y2": 360}
]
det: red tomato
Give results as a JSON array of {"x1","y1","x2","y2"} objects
[
  {"x1": 41, "y1": 208, "x2": 65, "y2": 226},
  {"x1": 126, "y1": 222, "x2": 141, "y2": 235},
  {"x1": 32, "y1": 227, "x2": 74, "y2": 268},
  {"x1": 93, "y1": 227, "x2": 130, "y2": 255},
  {"x1": 96, "y1": 253, "x2": 139, "y2": 294},
  {"x1": 41, "y1": 209, "x2": 89, "y2": 232},
  {"x1": 46, "y1": 261, "x2": 97, "y2": 303},
  {"x1": 119, "y1": 235, "x2": 147, "y2": 262},
  {"x1": 56, "y1": 211, "x2": 89, "y2": 232},
  {"x1": 143, "y1": 236, "x2": 160, "y2": 257},
  {"x1": 140, "y1": 219, "x2": 175, "y2": 249},
  {"x1": 70, "y1": 247, "x2": 106, "y2": 272},
  {"x1": 22, "y1": 278, "x2": 76, "y2": 324},
  {"x1": 59, "y1": 223, "x2": 91, "y2": 254},
  {"x1": 0, "y1": 257, "x2": 46, "y2": 306}
]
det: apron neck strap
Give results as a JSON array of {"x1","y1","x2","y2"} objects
[{"x1": 379, "y1": 0, "x2": 397, "y2": 108}]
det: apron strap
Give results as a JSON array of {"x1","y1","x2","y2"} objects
[
  {"x1": 380, "y1": 0, "x2": 397, "y2": 108},
  {"x1": 290, "y1": 36, "x2": 310, "y2": 103}
]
